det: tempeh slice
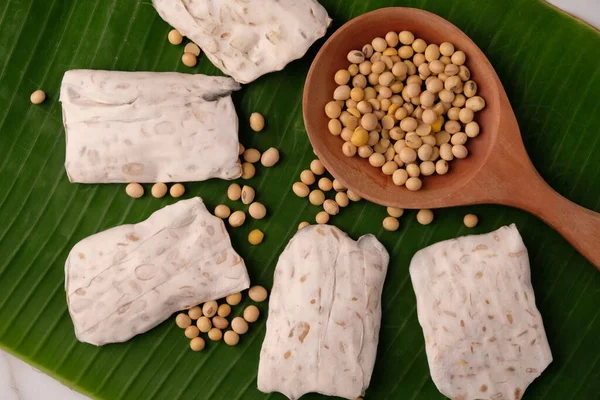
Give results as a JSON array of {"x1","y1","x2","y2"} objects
[
  {"x1": 152, "y1": 0, "x2": 331, "y2": 84},
  {"x1": 258, "y1": 225, "x2": 389, "y2": 400},
  {"x1": 61, "y1": 70, "x2": 242, "y2": 183},
  {"x1": 65, "y1": 197, "x2": 250, "y2": 346},
  {"x1": 409, "y1": 224, "x2": 552, "y2": 400}
]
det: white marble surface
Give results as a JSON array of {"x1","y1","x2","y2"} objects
[
  {"x1": 0, "y1": 351, "x2": 88, "y2": 400},
  {"x1": 1, "y1": 1, "x2": 598, "y2": 399},
  {"x1": 551, "y1": 0, "x2": 600, "y2": 28}
]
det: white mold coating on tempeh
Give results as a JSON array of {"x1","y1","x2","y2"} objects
[
  {"x1": 61, "y1": 70, "x2": 242, "y2": 183},
  {"x1": 410, "y1": 224, "x2": 552, "y2": 400},
  {"x1": 153, "y1": 0, "x2": 331, "y2": 84},
  {"x1": 258, "y1": 225, "x2": 388, "y2": 400},
  {"x1": 65, "y1": 197, "x2": 250, "y2": 346}
]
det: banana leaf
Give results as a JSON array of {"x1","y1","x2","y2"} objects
[{"x1": 0, "y1": 0, "x2": 599, "y2": 399}]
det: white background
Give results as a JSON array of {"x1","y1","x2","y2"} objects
[{"x1": 0, "y1": 1, "x2": 598, "y2": 399}]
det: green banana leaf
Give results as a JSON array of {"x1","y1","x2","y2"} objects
[{"x1": 1, "y1": 0, "x2": 599, "y2": 398}]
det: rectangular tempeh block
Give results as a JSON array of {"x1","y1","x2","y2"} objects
[
  {"x1": 153, "y1": 0, "x2": 331, "y2": 84},
  {"x1": 258, "y1": 225, "x2": 389, "y2": 400},
  {"x1": 65, "y1": 198, "x2": 250, "y2": 346},
  {"x1": 60, "y1": 70, "x2": 242, "y2": 183},
  {"x1": 410, "y1": 224, "x2": 552, "y2": 400}
]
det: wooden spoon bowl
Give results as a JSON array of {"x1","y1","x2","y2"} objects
[{"x1": 303, "y1": 7, "x2": 600, "y2": 268}]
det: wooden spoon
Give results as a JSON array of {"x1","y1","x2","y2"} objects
[{"x1": 303, "y1": 7, "x2": 600, "y2": 269}]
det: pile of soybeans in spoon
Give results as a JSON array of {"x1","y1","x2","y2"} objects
[{"x1": 325, "y1": 31, "x2": 486, "y2": 191}]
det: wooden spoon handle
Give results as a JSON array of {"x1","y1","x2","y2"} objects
[{"x1": 515, "y1": 180, "x2": 600, "y2": 270}]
